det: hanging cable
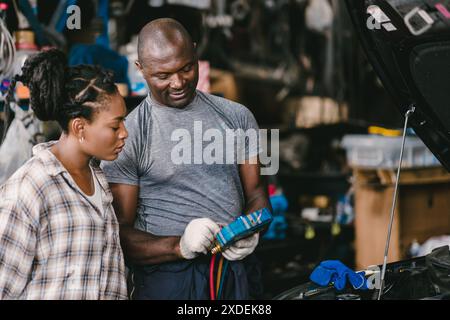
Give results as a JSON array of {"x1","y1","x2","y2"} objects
[
  {"x1": 0, "y1": 2, "x2": 17, "y2": 145},
  {"x1": 0, "y1": 15, "x2": 16, "y2": 79}
]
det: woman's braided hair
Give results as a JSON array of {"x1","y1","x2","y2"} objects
[{"x1": 8, "y1": 48, "x2": 118, "y2": 131}]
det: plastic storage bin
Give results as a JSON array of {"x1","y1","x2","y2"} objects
[{"x1": 341, "y1": 134, "x2": 440, "y2": 169}]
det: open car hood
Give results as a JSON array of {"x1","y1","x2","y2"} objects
[{"x1": 345, "y1": 0, "x2": 450, "y2": 171}]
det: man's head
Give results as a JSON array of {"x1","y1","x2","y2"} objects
[{"x1": 136, "y1": 18, "x2": 199, "y2": 108}]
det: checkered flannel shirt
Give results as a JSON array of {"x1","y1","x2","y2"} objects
[{"x1": 0, "y1": 142, "x2": 127, "y2": 299}]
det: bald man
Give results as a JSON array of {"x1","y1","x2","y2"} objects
[{"x1": 101, "y1": 18, "x2": 271, "y2": 300}]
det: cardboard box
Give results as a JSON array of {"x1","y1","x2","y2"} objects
[
  {"x1": 353, "y1": 167, "x2": 450, "y2": 269},
  {"x1": 209, "y1": 68, "x2": 240, "y2": 103}
]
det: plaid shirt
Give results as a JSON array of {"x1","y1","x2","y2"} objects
[{"x1": 0, "y1": 142, "x2": 127, "y2": 300}]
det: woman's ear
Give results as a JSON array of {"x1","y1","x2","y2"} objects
[{"x1": 71, "y1": 117, "x2": 86, "y2": 141}]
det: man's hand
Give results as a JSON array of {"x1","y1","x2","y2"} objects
[
  {"x1": 179, "y1": 218, "x2": 220, "y2": 259},
  {"x1": 222, "y1": 233, "x2": 259, "y2": 261}
]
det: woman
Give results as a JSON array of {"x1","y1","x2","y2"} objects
[{"x1": 0, "y1": 49, "x2": 128, "y2": 299}]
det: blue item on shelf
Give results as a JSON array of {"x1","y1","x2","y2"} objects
[
  {"x1": 68, "y1": 44, "x2": 130, "y2": 90},
  {"x1": 270, "y1": 194, "x2": 288, "y2": 214},
  {"x1": 262, "y1": 194, "x2": 288, "y2": 240},
  {"x1": 262, "y1": 215, "x2": 288, "y2": 240}
]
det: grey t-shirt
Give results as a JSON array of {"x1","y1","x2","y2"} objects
[{"x1": 101, "y1": 90, "x2": 260, "y2": 236}]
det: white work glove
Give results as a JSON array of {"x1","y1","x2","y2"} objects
[
  {"x1": 179, "y1": 218, "x2": 220, "y2": 260},
  {"x1": 222, "y1": 233, "x2": 259, "y2": 261}
]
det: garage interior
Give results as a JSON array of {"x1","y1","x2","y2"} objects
[{"x1": 1, "y1": 0, "x2": 450, "y2": 300}]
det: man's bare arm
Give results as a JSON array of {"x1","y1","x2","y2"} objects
[
  {"x1": 110, "y1": 183, "x2": 183, "y2": 265},
  {"x1": 239, "y1": 156, "x2": 272, "y2": 216}
]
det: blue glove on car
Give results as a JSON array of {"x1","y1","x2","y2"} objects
[{"x1": 310, "y1": 260, "x2": 367, "y2": 291}]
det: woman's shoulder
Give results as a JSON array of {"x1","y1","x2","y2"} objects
[
  {"x1": 1, "y1": 155, "x2": 51, "y2": 199},
  {"x1": 0, "y1": 156, "x2": 49, "y2": 228}
]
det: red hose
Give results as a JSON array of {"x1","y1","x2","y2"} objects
[{"x1": 209, "y1": 254, "x2": 216, "y2": 300}]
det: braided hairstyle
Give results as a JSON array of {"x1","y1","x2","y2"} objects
[{"x1": 8, "y1": 48, "x2": 118, "y2": 131}]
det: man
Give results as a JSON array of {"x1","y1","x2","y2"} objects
[{"x1": 101, "y1": 18, "x2": 271, "y2": 300}]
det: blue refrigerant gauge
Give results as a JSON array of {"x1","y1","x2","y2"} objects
[{"x1": 211, "y1": 207, "x2": 273, "y2": 254}]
